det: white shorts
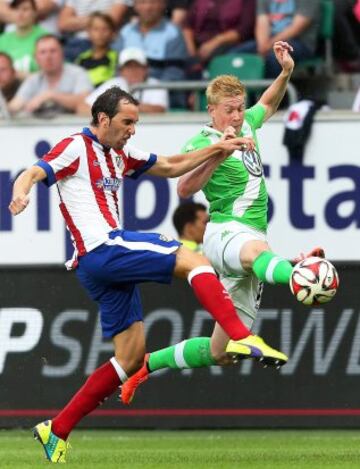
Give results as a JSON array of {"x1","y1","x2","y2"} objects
[{"x1": 203, "y1": 221, "x2": 267, "y2": 328}]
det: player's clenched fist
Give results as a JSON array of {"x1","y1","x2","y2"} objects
[
  {"x1": 9, "y1": 194, "x2": 29, "y2": 215},
  {"x1": 221, "y1": 127, "x2": 255, "y2": 152}
]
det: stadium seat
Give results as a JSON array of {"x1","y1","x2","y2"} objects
[
  {"x1": 207, "y1": 53, "x2": 265, "y2": 81},
  {"x1": 295, "y1": 0, "x2": 334, "y2": 76},
  {"x1": 195, "y1": 53, "x2": 265, "y2": 109}
]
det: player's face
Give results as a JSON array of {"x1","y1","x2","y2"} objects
[
  {"x1": 106, "y1": 102, "x2": 139, "y2": 150},
  {"x1": 208, "y1": 95, "x2": 246, "y2": 134},
  {"x1": 189, "y1": 209, "x2": 209, "y2": 244}
]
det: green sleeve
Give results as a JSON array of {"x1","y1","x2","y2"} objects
[{"x1": 245, "y1": 103, "x2": 266, "y2": 130}]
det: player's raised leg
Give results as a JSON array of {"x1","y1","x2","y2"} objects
[
  {"x1": 120, "y1": 245, "x2": 288, "y2": 404},
  {"x1": 173, "y1": 246, "x2": 252, "y2": 342},
  {"x1": 223, "y1": 238, "x2": 325, "y2": 357},
  {"x1": 174, "y1": 245, "x2": 287, "y2": 364},
  {"x1": 247, "y1": 242, "x2": 325, "y2": 285}
]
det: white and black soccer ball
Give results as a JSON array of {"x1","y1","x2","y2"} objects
[{"x1": 290, "y1": 257, "x2": 339, "y2": 306}]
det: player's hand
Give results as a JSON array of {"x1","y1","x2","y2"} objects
[
  {"x1": 221, "y1": 128, "x2": 255, "y2": 151},
  {"x1": 273, "y1": 41, "x2": 294, "y2": 74},
  {"x1": 218, "y1": 137, "x2": 256, "y2": 157},
  {"x1": 9, "y1": 194, "x2": 29, "y2": 215},
  {"x1": 221, "y1": 126, "x2": 237, "y2": 140},
  {"x1": 238, "y1": 137, "x2": 255, "y2": 152}
]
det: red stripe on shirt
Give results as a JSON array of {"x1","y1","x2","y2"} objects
[
  {"x1": 104, "y1": 150, "x2": 120, "y2": 220},
  {"x1": 59, "y1": 201, "x2": 86, "y2": 256},
  {"x1": 122, "y1": 149, "x2": 146, "y2": 175},
  {"x1": 83, "y1": 136, "x2": 118, "y2": 229},
  {"x1": 55, "y1": 157, "x2": 80, "y2": 181},
  {"x1": 43, "y1": 137, "x2": 74, "y2": 163}
]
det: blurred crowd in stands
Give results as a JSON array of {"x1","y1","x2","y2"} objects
[{"x1": 0, "y1": 0, "x2": 359, "y2": 116}]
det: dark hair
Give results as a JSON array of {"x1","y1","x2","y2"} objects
[
  {"x1": 88, "y1": 11, "x2": 116, "y2": 31},
  {"x1": 11, "y1": 0, "x2": 36, "y2": 9},
  {"x1": 36, "y1": 34, "x2": 63, "y2": 48},
  {"x1": 91, "y1": 86, "x2": 139, "y2": 126},
  {"x1": 0, "y1": 52, "x2": 14, "y2": 68},
  {"x1": 172, "y1": 202, "x2": 207, "y2": 236}
]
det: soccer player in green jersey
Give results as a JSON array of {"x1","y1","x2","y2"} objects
[{"x1": 121, "y1": 41, "x2": 324, "y2": 404}]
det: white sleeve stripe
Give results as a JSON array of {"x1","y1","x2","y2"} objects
[{"x1": 105, "y1": 236, "x2": 179, "y2": 255}]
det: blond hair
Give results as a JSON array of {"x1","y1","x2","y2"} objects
[{"x1": 206, "y1": 75, "x2": 246, "y2": 105}]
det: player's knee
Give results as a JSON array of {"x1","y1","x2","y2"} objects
[{"x1": 241, "y1": 241, "x2": 269, "y2": 270}]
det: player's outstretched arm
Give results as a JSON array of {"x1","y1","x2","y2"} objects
[
  {"x1": 178, "y1": 131, "x2": 255, "y2": 198},
  {"x1": 147, "y1": 137, "x2": 252, "y2": 178},
  {"x1": 9, "y1": 166, "x2": 47, "y2": 216},
  {"x1": 259, "y1": 41, "x2": 295, "y2": 121}
]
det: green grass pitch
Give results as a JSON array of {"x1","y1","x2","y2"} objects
[{"x1": 1, "y1": 429, "x2": 360, "y2": 468}]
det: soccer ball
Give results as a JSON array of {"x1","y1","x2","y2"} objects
[{"x1": 290, "y1": 257, "x2": 339, "y2": 306}]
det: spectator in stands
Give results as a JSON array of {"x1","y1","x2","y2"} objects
[
  {"x1": 183, "y1": 0, "x2": 255, "y2": 68},
  {"x1": 333, "y1": 0, "x2": 360, "y2": 72},
  {"x1": 77, "y1": 47, "x2": 168, "y2": 115},
  {"x1": 0, "y1": 0, "x2": 64, "y2": 35},
  {"x1": 0, "y1": 0, "x2": 48, "y2": 76},
  {"x1": 165, "y1": 0, "x2": 193, "y2": 28},
  {"x1": 114, "y1": 0, "x2": 188, "y2": 84},
  {"x1": 232, "y1": 0, "x2": 320, "y2": 78},
  {"x1": 8, "y1": 34, "x2": 93, "y2": 115},
  {"x1": 75, "y1": 12, "x2": 118, "y2": 88},
  {"x1": 172, "y1": 202, "x2": 208, "y2": 253},
  {"x1": 0, "y1": 52, "x2": 21, "y2": 100},
  {"x1": 58, "y1": 0, "x2": 132, "y2": 62}
]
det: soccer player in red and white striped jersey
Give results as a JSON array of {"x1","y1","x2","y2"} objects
[{"x1": 9, "y1": 86, "x2": 286, "y2": 462}]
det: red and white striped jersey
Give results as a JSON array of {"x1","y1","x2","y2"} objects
[{"x1": 36, "y1": 127, "x2": 157, "y2": 257}]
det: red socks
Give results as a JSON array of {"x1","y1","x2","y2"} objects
[
  {"x1": 189, "y1": 267, "x2": 251, "y2": 340},
  {"x1": 52, "y1": 361, "x2": 121, "y2": 440}
]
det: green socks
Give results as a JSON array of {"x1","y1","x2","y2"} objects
[
  {"x1": 148, "y1": 337, "x2": 216, "y2": 372},
  {"x1": 252, "y1": 251, "x2": 293, "y2": 284}
]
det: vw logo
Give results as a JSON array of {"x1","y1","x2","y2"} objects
[{"x1": 242, "y1": 149, "x2": 263, "y2": 177}]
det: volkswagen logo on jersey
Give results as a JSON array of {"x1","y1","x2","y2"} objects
[
  {"x1": 96, "y1": 177, "x2": 121, "y2": 192},
  {"x1": 242, "y1": 149, "x2": 263, "y2": 177}
]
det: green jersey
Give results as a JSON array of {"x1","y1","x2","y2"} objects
[
  {"x1": 182, "y1": 104, "x2": 268, "y2": 233},
  {"x1": 0, "y1": 25, "x2": 48, "y2": 73}
]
